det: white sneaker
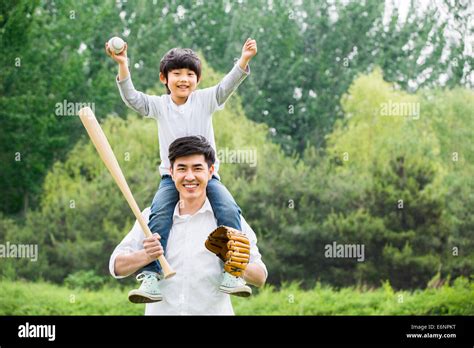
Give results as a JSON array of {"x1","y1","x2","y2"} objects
[
  {"x1": 219, "y1": 272, "x2": 252, "y2": 297},
  {"x1": 128, "y1": 272, "x2": 163, "y2": 303}
]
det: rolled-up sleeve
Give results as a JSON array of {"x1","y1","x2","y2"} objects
[
  {"x1": 109, "y1": 209, "x2": 150, "y2": 279},
  {"x1": 240, "y1": 216, "x2": 268, "y2": 279}
]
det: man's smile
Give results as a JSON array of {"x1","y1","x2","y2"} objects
[{"x1": 183, "y1": 183, "x2": 199, "y2": 191}]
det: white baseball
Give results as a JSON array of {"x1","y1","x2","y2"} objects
[{"x1": 108, "y1": 37, "x2": 125, "y2": 54}]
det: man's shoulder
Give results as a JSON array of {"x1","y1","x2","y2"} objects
[
  {"x1": 240, "y1": 215, "x2": 256, "y2": 237},
  {"x1": 141, "y1": 207, "x2": 152, "y2": 222}
]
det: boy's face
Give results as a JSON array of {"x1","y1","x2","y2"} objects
[
  {"x1": 160, "y1": 68, "x2": 199, "y2": 101},
  {"x1": 170, "y1": 154, "x2": 214, "y2": 202}
]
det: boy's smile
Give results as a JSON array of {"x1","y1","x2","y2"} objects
[{"x1": 160, "y1": 68, "x2": 199, "y2": 105}]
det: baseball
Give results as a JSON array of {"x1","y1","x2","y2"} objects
[{"x1": 108, "y1": 37, "x2": 125, "y2": 54}]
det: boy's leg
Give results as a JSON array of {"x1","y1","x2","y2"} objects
[
  {"x1": 207, "y1": 176, "x2": 251, "y2": 297},
  {"x1": 141, "y1": 175, "x2": 179, "y2": 274},
  {"x1": 129, "y1": 175, "x2": 179, "y2": 303},
  {"x1": 206, "y1": 176, "x2": 242, "y2": 231}
]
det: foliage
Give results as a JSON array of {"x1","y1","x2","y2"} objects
[
  {"x1": 1, "y1": 0, "x2": 472, "y2": 214},
  {"x1": 265, "y1": 69, "x2": 473, "y2": 289},
  {"x1": 0, "y1": 1, "x2": 472, "y2": 292},
  {"x1": 0, "y1": 277, "x2": 471, "y2": 315},
  {"x1": 64, "y1": 270, "x2": 105, "y2": 290},
  {"x1": 1, "y1": 65, "x2": 472, "y2": 290}
]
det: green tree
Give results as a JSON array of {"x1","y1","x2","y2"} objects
[{"x1": 0, "y1": 0, "x2": 124, "y2": 214}]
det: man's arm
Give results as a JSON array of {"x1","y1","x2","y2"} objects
[
  {"x1": 243, "y1": 263, "x2": 267, "y2": 287},
  {"x1": 239, "y1": 215, "x2": 268, "y2": 287},
  {"x1": 114, "y1": 233, "x2": 163, "y2": 277},
  {"x1": 114, "y1": 249, "x2": 155, "y2": 277}
]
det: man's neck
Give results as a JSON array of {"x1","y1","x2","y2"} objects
[{"x1": 179, "y1": 194, "x2": 206, "y2": 216}]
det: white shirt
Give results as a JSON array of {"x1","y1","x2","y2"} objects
[
  {"x1": 116, "y1": 63, "x2": 250, "y2": 178},
  {"x1": 109, "y1": 198, "x2": 267, "y2": 315}
]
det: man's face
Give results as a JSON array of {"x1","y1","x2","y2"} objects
[
  {"x1": 171, "y1": 154, "x2": 213, "y2": 201},
  {"x1": 160, "y1": 68, "x2": 199, "y2": 100}
]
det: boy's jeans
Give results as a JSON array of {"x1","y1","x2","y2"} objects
[{"x1": 141, "y1": 174, "x2": 242, "y2": 274}]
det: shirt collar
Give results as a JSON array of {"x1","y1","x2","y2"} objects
[
  {"x1": 173, "y1": 197, "x2": 213, "y2": 220},
  {"x1": 168, "y1": 93, "x2": 192, "y2": 111}
]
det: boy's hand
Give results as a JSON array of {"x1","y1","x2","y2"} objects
[
  {"x1": 105, "y1": 41, "x2": 128, "y2": 65},
  {"x1": 241, "y1": 38, "x2": 257, "y2": 62},
  {"x1": 143, "y1": 233, "x2": 164, "y2": 261}
]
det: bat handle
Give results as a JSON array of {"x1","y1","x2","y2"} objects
[
  {"x1": 157, "y1": 255, "x2": 176, "y2": 279},
  {"x1": 138, "y1": 219, "x2": 176, "y2": 279}
]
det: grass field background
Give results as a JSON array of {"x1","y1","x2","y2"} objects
[{"x1": 1, "y1": 277, "x2": 472, "y2": 315}]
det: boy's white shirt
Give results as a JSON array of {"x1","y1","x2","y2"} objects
[
  {"x1": 116, "y1": 62, "x2": 250, "y2": 178},
  {"x1": 109, "y1": 198, "x2": 267, "y2": 315}
]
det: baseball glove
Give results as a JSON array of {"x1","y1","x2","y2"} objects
[{"x1": 205, "y1": 226, "x2": 250, "y2": 277}]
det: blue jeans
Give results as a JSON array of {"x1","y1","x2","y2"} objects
[{"x1": 141, "y1": 174, "x2": 242, "y2": 274}]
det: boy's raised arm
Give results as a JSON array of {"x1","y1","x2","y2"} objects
[
  {"x1": 105, "y1": 41, "x2": 158, "y2": 118},
  {"x1": 238, "y1": 38, "x2": 257, "y2": 72},
  {"x1": 214, "y1": 38, "x2": 258, "y2": 107},
  {"x1": 105, "y1": 41, "x2": 130, "y2": 81}
]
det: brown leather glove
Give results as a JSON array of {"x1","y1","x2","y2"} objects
[{"x1": 205, "y1": 226, "x2": 250, "y2": 277}]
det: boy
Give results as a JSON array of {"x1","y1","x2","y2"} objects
[{"x1": 105, "y1": 38, "x2": 257, "y2": 303}]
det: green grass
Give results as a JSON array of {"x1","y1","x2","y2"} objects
[{"x1": 1, "y1": 277, "x2": 472, "y2": 315}]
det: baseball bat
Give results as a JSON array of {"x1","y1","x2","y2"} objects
[{"x1": 78, "y1": 107, "x2": 176, "y2": 279}]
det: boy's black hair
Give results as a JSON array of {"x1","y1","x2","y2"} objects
[
  {"x1": 168, "y1": 135, "x2": 215, "y2": 169},
  {"x1": 160, "y1": 48, "x2": 201, "y2": 94}
]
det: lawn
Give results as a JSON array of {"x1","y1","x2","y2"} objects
[{"x1": 1, "y1": 277, "x2": 472, "y2": 315}]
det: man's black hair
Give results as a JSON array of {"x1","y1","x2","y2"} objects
[
  {"x1": 168, "y1": 135, "x2": 215, "y2": 169},
  {"x1": 160, "y1": 48, "x2": 201, "y2": 94}
]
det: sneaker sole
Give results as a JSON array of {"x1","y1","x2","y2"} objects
[
  {"x1": 128, "y1": 290, "x2": 163, "y2": 303},
  {"x1": 219, "y1": 285, "x2": 252, "y2": 297}
]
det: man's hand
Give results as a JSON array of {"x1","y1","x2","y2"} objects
[
  {"x1": 143, "y1": 233, "x2": 164, "y2": 262},
  {"x1": 205, "y1": 226, "x2": 250, "y2": 277},
  {"x1": 105, "y1": 41, "x2": 128, "y2": 65},
  {"x1": 239, "y1": 38, "x2": 257, "y2": 70}
]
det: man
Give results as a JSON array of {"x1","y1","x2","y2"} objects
[{"x1": 109, "y1": 136, "x2": 267, "y2": 315}]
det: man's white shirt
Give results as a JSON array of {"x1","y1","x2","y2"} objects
[{"x1": 109, "y1": 198, "x2": 267, "y2": 315}]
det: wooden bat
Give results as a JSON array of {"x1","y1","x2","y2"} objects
[{"x1": 78, "y1": 107, "x2": 176, "y2": 279}]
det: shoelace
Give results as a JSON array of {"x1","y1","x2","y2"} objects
[{"x1": 136, "y1": 272, "x2": 156, "y2": 283}]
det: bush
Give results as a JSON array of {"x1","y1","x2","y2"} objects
[
  {"x1": 64, "y1": 270, "x2": 105, "y2": 290},
  {"x1": 0, "y1": 277, "x2": 472, "y2": 315}
]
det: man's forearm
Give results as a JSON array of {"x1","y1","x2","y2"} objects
[
  {"x1": 118, "y1": 61, "x2": 130, "y2": 81},
  {"x1": 114, "y1": 250, "x2": 152, "y2": 277},
  {"x1": 243, "y1": 263, "x2": 267, "y2": 287}
]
